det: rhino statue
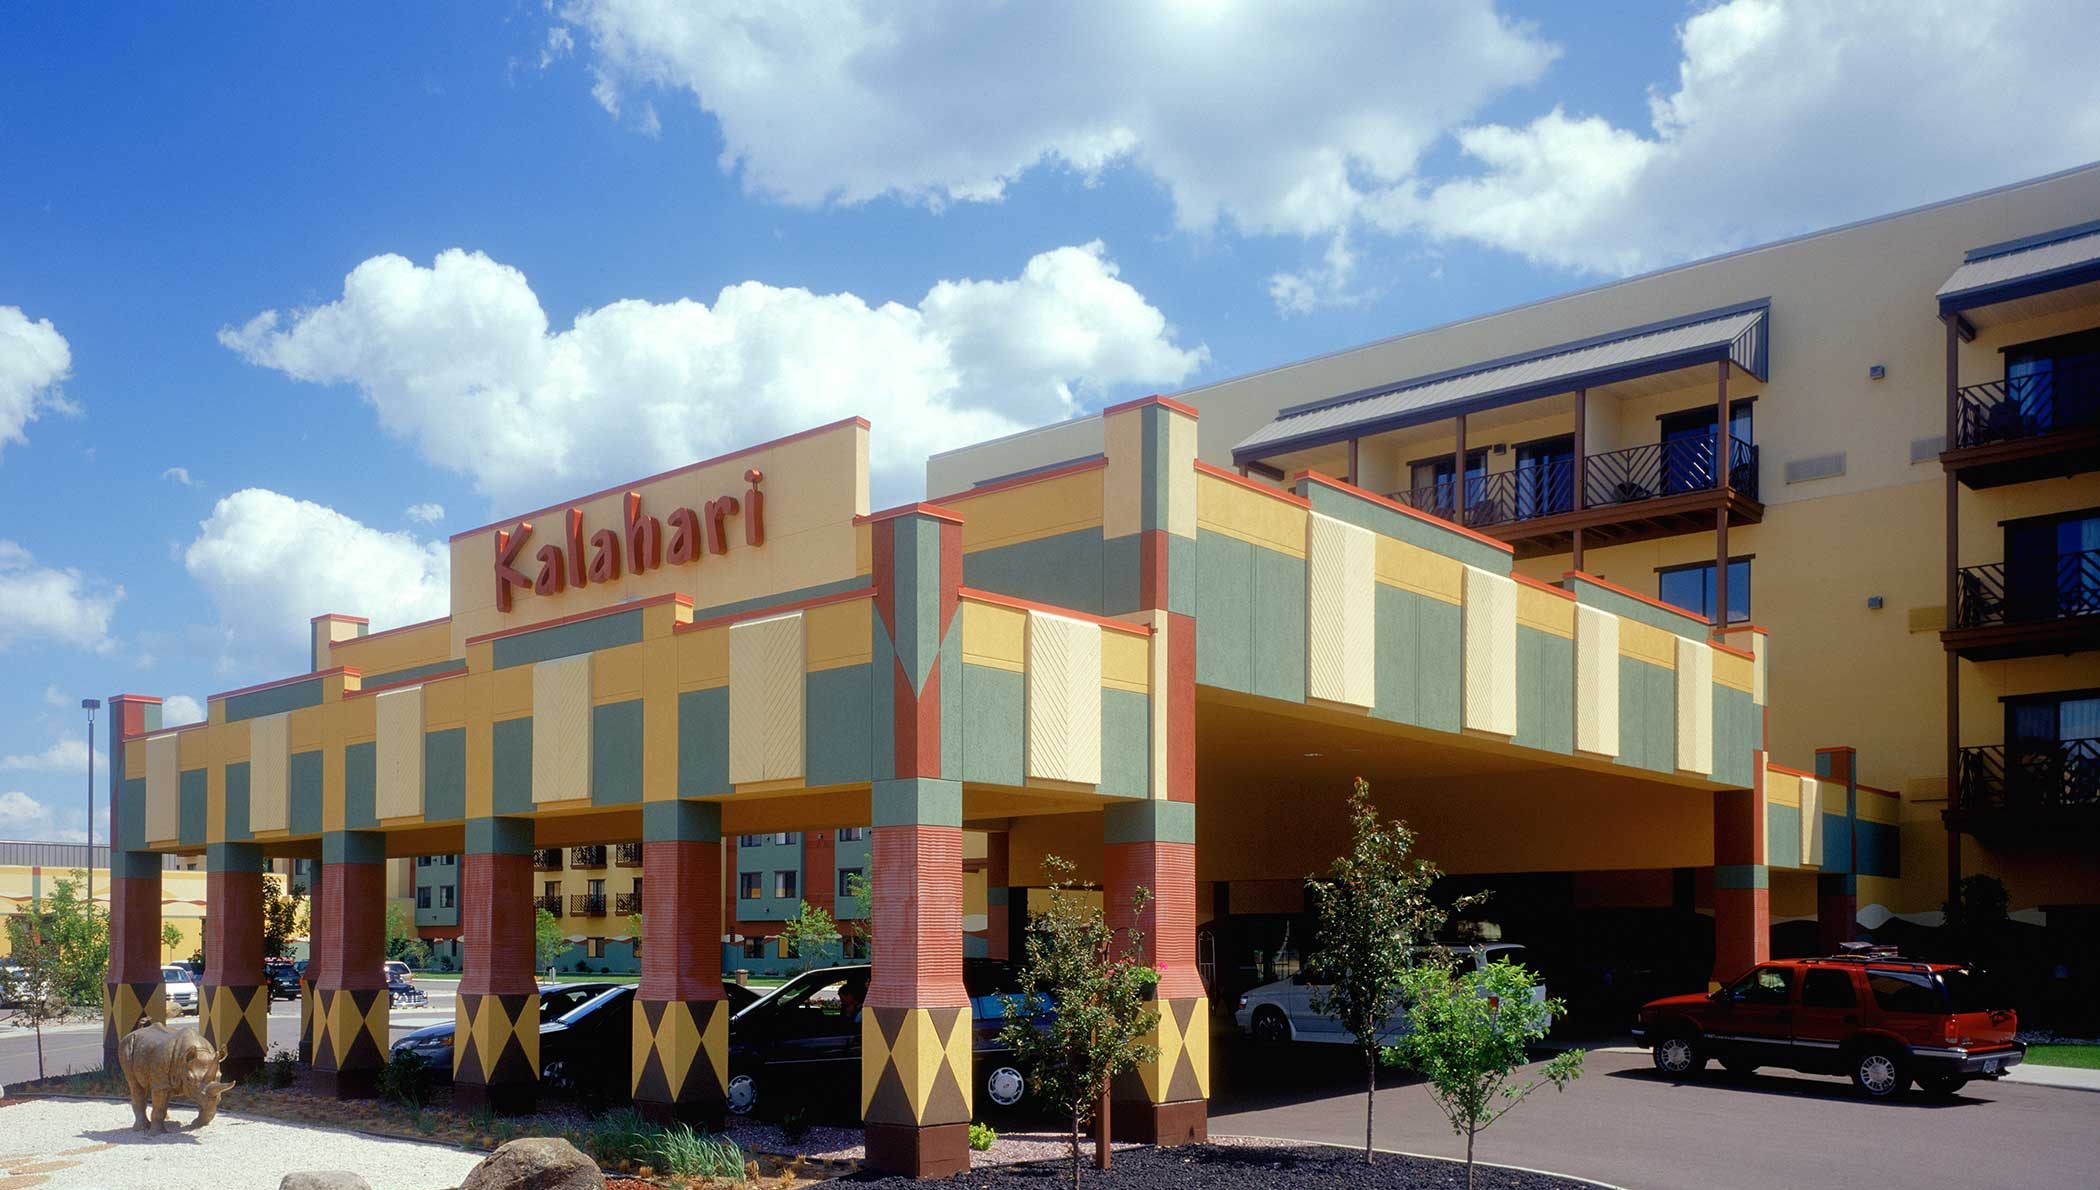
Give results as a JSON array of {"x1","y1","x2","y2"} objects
[{"x1": 116, "y1": 1019, "x2": 235, "y2": 1132}]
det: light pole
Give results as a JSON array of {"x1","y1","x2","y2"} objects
[{"x1": 82, "y1": 698, "x2": 99, "y2": 909}]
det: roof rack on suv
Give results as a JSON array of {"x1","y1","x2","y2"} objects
[{"x1": 1807, "y1": 943, "x2": 1937, "y2": 973}]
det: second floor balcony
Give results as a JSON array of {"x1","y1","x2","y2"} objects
[
  {"x1": 1941, "y1": 336, "x2": 2100, "y2": 489},
  {"x1": 614, "y1": 843, "x2": 643, "y2": 868},
  {"x1": 614, "y1": 891, "x2": 642, "y2": 916},
  {"x1": 1952, "y1": 739, "x2": 2100, "y2": 830},
  {"x1": 1946, "y1": 548, "x2": 2100, "y2": 659},
  {"x1": 570, "y1": 893, "x2": 607, "y2": 917},
  {"x1": 570, "y1": 845, "x2": 607, "y2": 869},
  {"x1": 533, "y1": 893, "x2": 562, "y2": 916},
  {"x1": 531, "y1": 848, "x2": 563, "y2": 872}
]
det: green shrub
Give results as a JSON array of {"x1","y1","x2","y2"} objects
[
  {"x1": 413, "y1": 1111, "x2": 438, "y2": 1136},
  {"x1": 968, "y1": 1122, "x2": 997, "y2": 1151},
  {"x1": 585, "y1": 1107, "x2": 658, "y2": 1167},
  {"x1": 779, "y1": 1105, "x2": 810, "y2": 1144},
  {"x1": 262, "y1": 1046, "x2": 301, "y2": 1089},
  {"x1": 376, "y1": 1049, "x2": 435, "y2": 1108},
  {"x1": 655, "y1": 1124, "x2": 745, "y2": 1181}
]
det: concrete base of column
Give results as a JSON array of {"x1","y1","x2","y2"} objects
[
  {"x1": 101, "y1": 980, "x2": 167, "y2": 1071},
  {"x1": 200, "y1": 983, "x2": 269, "y2": 1080},
  {"x1": 864, "y1": 1122, "x2": 969, "y2": 1180},
  {"x1": 1111, "y1": 1098, "x2": 1208, "y2": 1146},
  {"x1": 632, "y1": 996, "x2": 729, "y2": 1129},
  {"x1": 452, "y1": 1079, "x2": 535, "y2": 1117},
  {"x1": 454, "y1": 990, "x2": 540, "y2": 1117}
]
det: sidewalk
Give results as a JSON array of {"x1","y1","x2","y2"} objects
[{"x1": 2004, "y1": 1063, "x2": 2100, "y2": 1093}]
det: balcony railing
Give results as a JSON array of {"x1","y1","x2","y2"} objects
[
  {"x1": 570, "y1": 845, "x2": 607, "y2": 869},
  {"x1": 614, "y1": 891, "x2": 642, "y2": 916},
  {"x1": 614, "y1": 843, "x2": 643, "y2": 868},
  {"x1": 1956, "y1": 550, "x2": 2100, "y2": 628},
  {"x1": 1952, "y1": 363, "x2": 2100, "y2": 451},
  {"x1": 533, "y1": 894, "x2": 563, "y2": 915},
  {"x1": 1392, "y1": 436, "x2": 1758, "y2": 530},
  {"x1": 570, "y1": 893, "x2": 608, "y2": 917},
  {"x1": 532, "y1": 849, "x2": 563, "y2": 872},
  {"x1": 1956, "y1": 739, "x2": 2100, "y2": 817}
]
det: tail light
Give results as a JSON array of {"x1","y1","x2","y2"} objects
[{"x1": 1944, "y1": 1018, "x2": 1961, "y2": 1046}]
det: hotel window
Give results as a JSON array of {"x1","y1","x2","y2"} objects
[
  {"x1": 738, "y1": 834, "x2": 763, "y2": 848},
  {"x1": 543, "y1": 880, "x2": 559, "y2": 899},
  {"x1": 586, "y1": 938, "x2": 605, "y2": 959},
  {"x1": 838, "y1": 867, "x2": 864, "y2": 898},
  {"x1": 742, "y1": 937, "x2": 767, "y2": 959},
  {"x1": 437, "y1": 884, "x2": 455, "y2": 909},
  {"x1": 1658, "y1": 557, "x2": 1751, "y2": 624},
  {"x1": 774, "y1": 870, "x2": 798, "y2": 899},
  {"x1": 837, "y1": 827, "x2": 866, "y2": 842},
  {"x1": 440, "y1": 854, "x2": 455, "y2": 866},
  {"x1": 740, "y1": 872, "x2": 762, "y2": 900},
  {"x1": 775, "y1": 832, "x2": 800, "y2": 846},
  {"x1": 1408, "y1": 450, "x2": 1487, "y2": 517},
  {"x1": 417, "y1": 856, "x2": 430, "y2": 867},
  {"x1": 416, "y1": 887, "x2": 431, "y2": 909}
]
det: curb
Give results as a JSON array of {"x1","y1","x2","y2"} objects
[
  {"x1": 1213, "y1": 1133, "x2": 1634, "y2": 1190},
  {"x1": 2001, "y1": 1068, "x2": 2100, "y2": 1094}
]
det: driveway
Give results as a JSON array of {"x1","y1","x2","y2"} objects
[{"x1": 1210, "y1": 1037, "x2": 2100, "y2": 1190}]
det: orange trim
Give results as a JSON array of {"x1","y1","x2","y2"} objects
[
  {"x1": 329, "y1": 615, "x2": 450, "y2": 650},
  {"x1": 449, "y1": 416, "x2": 870, "y2": 541},
  {"x1": 1102, "y1": 393, "x2": 1199, "y2": 420},
  {"x1": 676, "y1": 586, "x2": 876, "y2": 634},
  {"x1": 1859, "y1": 784, "x2": 1901, "y2": 801},
  {"x1": 854, "y1": 501, "x2": 964, "y2": 526},
  {"x1": 308, "y1": 613, "x2": 371, "y2": 625},
  {"x1": 933, "y1": 457, "x2": 1108, "y2": 503},
  {"x1": 1561, "y1": 570, "x2": 1709, "y2": 626},
  {"x1": 345, "y1": 667, "x2": 470, "y2": 699},
  {"x1": 1294, "y1": 470, "x2": 1517, "y2": 556},
  {"x1": 1193, "y1": 460, "x2": 1311, "y2": 508},
  {"x1": 1710, "y1": 638, "x2": 1755, "y2": 661},
  {"x1": 957, "y1": 587, "x2": 1153, "y2": 636},
  {"x1": 208, "y1": 667, "x2": 360, "y2": 705},
  {"x1": 110, "y1": 694, "x2": 164, "y2": 704},
  {"x1": 135, "y1": 721, "x2": 210, "y2": 741},
  {"x1": 1714, "y1": 623, "x2": 1770, "y2": 637},
  {"x1": 1765, "y1": 761, "x2": 1824, "y2": 780},
  {"x1": 1513, "y1": 572, "x2": 1575, "y2": 600},
  {"x1": 465, "y1": 592, "x2": 693, "y2": 647}
]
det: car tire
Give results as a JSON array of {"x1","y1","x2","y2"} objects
[
  {"x1": 984, "y1": 1064, "x2": 1027, "y2": 1111},
  {"x1": 725, "y1": 1071, "x2": 759, "y2": 1117},
  {"x1": 1917, "y1": 1074, "x2": 1968, "y2": 1097},
  {"x1": 1652, "y1": 1034, "x2": 1705, "y2": 1077},
  {"x1": 1251, "y1": 1007, "x2": 1291, "y2": 1045},
  {"x1": 1850, "y1": 1048, "x2": 1911, "y2": 1099}
]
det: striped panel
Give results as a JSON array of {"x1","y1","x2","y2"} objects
[
  {"x1": 531, "y1": 653, "x2": 593, "y2": 804},
  {"x1": 1025, "y1": 610, "x2": 1103, "y2": 785},
  {"x1": 145, "y1": 733, "x2": 180, "y2": 843},
  {"x1": 1305, "y1": 513, "x2": 1375, "y2": 708},
  {"x1": 1674, "y1": 637, "x2": 1714, "y2": 776},
  {"x1": 729, "y1": 612, "x2": 806, "y2": 784},
  {"x1": 373, "y1": 686, "x2": 424, "y2": 820},
  {"x1": 1461, "y1": 565, "x2": 1517, "y2": 736},
  {"x1": 1801, "y1": 776, "x2": 1825, "y2": 867},
  {"x1": 1573, "y1": 605, "x2": 1619, "y2": 757},
  {"x1": 248, "y1": 713, "x2": 290, "y2": 833}
]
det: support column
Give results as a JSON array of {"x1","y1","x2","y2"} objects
[
  {"x1": 1105, "y1": 801, "x2": 1207, "y2": 1145},
  {"x1": 983, "y1": 830, "x2": 1011, "y2": 962},
  {"x1": 103, "y1": 693, "x2": 166, "y2": 1070},
  {"x1": 1712, "y1": 758, "x2": 1769, "y2": 985},
  {"x1": 311, "y1": 830, "x2": 388, "y2": 1098},
  {"x1": 1571, "y1": 387, "x2": 1587, "y2": 571},
  {"x1": 455, "y1": 818, "x2": 539, "y2": 1115},
  {"x1": 1713, "y1": 360, "x2": 1731, "y2": 628},
  {"x1": 1943, "y1": 313, "x2": 1965, "y2": 908},
  {"x1": 1814, "y1": 746, "x2": 1861, "y2": 952},
  {"x1": 1453, "y1": 413, "x2": 1469, "y2": 522},
  {"x1": 201, "y1": 843, "x2": 269, "y2": 1079},
  {"x1": 632, "y1": 801, "x2": 728, "y2": 1126}
]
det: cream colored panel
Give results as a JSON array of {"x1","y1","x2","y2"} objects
[
  {"x1": 729, "y1": 612, "x2": 806, "y2": 784},
  {"x1": 1305, "y1": 513, "x2": 1375, "y2": 708},
  {"x1": 248, "y1": 713, "x2": 290, "y2": 833},
  {"x1": 145, "y1": 733, "x2": 181, "y2": 843},
  {"x1": 1166, "y1": 411, "x2": 1197, "y2": 540},
  {"x1": 1675, "y1": 637, "x2": 1714, "y2": 776},
  {"x1": 532, "y1": 653, "x2": 593, "y2": 804},
  {"x1": 1026, "y1": 610, "x2": 1103, "y2": 785},
  {"x1": 1751, "y1": 632, "x2": 1768, "y2": 706},
  {"x1": 1462, "y1": 566, "x2": 1517, "y2": 736},
  {"x1": 1102, "y1": 410, "x2": 1142, "y2": 540},
  {"x1": 1574, "y1": 605, "x2": 1620, "y2": 757},
  {"x1": 374, "y1": 686, "x2": 425, "y2": 820},
  {"x1": 1801, "y1": 777, "x2": 1825, "y2": 867}
]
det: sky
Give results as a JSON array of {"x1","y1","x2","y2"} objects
[{"x1": 3, "y1": 0, "x2": 2097, "y2": 843}]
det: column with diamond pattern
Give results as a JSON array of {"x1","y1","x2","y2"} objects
[
  {"x1": 201, "y1": 842, "x2": 269, "y2": 1080},
  {"x1": 103, "y1": 693, "x2": 167, "y2": 1071},
  {"x1": 456, "y1": 817, "x2": 540, "y2": 1115},
  {"x1": 632, "y1": 800, "x2": 728, "y2": 1125},
  {"x1": 311, "y1": 831, "x2": 388, "y2": 1098}
]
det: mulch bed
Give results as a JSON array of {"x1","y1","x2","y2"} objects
[{"x1": 835, "y1": 1143, "x2": 1592, "y2": 1188}]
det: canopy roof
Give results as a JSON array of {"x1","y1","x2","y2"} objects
[{"x1": 1938, "y1": 219, "x2": 2100, "y2": 319}]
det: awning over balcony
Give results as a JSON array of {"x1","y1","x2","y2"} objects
[
  {"x1": 1938, "y1": 219, "x2": 2100, "y2": 324},
  {"x1": 1232, "y1": 300, "x2": 1770, "y2": 465}
]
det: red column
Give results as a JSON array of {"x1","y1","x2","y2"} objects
[
  {"x1": 1816, "y1": 747, "x2": 1860, "y2": 953},
  {"x1": 633, "y1": 802, "x2": 728, "y2": 1125},
  {"x1": 311, "y1": 832, "x2": 388, "y2": 1098},
  {"x1": 201, "y1": 844, "x2": 268, "y2": 1079},
  {"x1": 1712, "y1": 757, "x2": 1770, "y2": 986},
  {"x1": 456, "y1": 819, "x2": 538, "y2": 1115},
  {"x1": 1105, "y1": 800, "x2": 1207, "y2": 1145},
  {"x1": 103, "y1": 693, "x2": 166, "y2": 1070}
]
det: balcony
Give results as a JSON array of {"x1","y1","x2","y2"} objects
[
  {"x1": 533, "y1": 894, "x2": 562, "y2": 916},
  {"x1": 1951, "y1": 739, "x2": 2100, "y2": 832},
  {"x1": 1943, "y1": 550, "x2": 2100, "y2": 660},
  {"x1": 570, "y1": 893, "x2": 608, "y2": 917},
  {"x1": 1391, "y1": 436, "x2": 1761, "y2": 560},
  {"x1": 532, "y1": 849, "x2": 563, "y2": 872},
  {"x1": 614, "y1": 891, "x2": 642, "y2": 916},
  {"x1": 614, "y1": 843, "x2": 643, "y2": 868},
  {"x1": 1943, "y1": 364, "x2": 2100, "y2": 489},
  {"x1": 570, "y1": 845, "x2": 607, "y2": 869}
]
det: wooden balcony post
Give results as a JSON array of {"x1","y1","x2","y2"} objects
[
  {"x1": 1713, "y1": 360, "x2": 1731, "y2": 627},
  {"x1": 1453, "y1": 414, "x2": 1468, "y2": 521},
  {"x1": 1346, "y1": 437, "x2": 1359, "y2": 487},
  {"x1": 1944, "y1": 313, "x2": 1963, "y2": 906},
  {"x1": 1572, "y1": 387, "x2": 1587, "y2": 570}
]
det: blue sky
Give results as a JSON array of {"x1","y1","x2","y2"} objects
[{"x1": 3, "y1": 1, "x2": 2096, "y2": 842}]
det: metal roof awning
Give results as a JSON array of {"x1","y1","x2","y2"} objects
[
  {"x1": 1938, "y1": 219, "x2": 2100, "y2": 320},
  {"x1": 1233, "y1": 300, "x2": 1770, "y2": 464}
]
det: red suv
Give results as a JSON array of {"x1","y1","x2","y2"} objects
[{"x1": 1633, "y1": 949, "x2": 2022, "y2": 1098}]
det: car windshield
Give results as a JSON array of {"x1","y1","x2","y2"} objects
[
  {"x1": 556, "y1": 985, "x2": 628, "y2": 1025},
  {"x1": 540, "y1": 986, "x2": 600, "y2": 1018},
  {"x1": 162, "y1": 967, "x2": 189, "y2": 982}
]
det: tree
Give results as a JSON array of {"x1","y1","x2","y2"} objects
[
  {"x1": 533, "y1": 906, "x2": 565, "y2": 971},
  {"x1": 7, "y1": 873, "x2": 108, "y2": 1008},
  {"x1": 1305, "y1": 778, "x2": 1477, "y2": 1164},
  {"x1": 1000, "y1": 856, "x2": 1159, "y2": 1190},
  {"x1": 844, "y1": 870, "x2": 874, "y2": 959},
  {"x1": 777, "y1": 900, "x2": 840, "y2": 971},
  {"x1": 384, "y1": 902, "x2": 432, "y2": 967},
  {"x1": 4, "y1": 914, "x2": 67, "y2": 1079},
  {"x1": 160, "y1": 920, "x2": 185, "y2": 957},
  {"x1": 262, "y1": 880, "x2": 308, "y2": 960},
  {"x1": 1387, "y1": 959, "x2": 1584, "y2": 1190}
]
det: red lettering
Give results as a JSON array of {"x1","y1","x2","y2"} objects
[
  {"x1": 493, "y1": 521, "x2": 532, "y2": 613},
  {"x1": 588, "y1": 528, "x2": 622, "y2": 584},
  {"x1": 704, "y1": 495, "x2": 740, "y2": 556},
  {"x1": 665, "y1": 506, "x2": 701, "y2": 566},
  {"x1": 624, "y1": 492, "x2": 661, "y2": 573},
  {"x1": 743, "y1": 469, "x2": 765, "y2": 547},
  {"x1": 566, "y1": 507, "x2": 587, "y2": 588},
  {"x1": 534, "y1": 545, "x2": 566, "y2": 596}
]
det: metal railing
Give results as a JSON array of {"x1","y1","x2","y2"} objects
[
  {"x1": 1956, "y1": 549, "x2": 2100, "y2": 627},
  {"x1": 614, "y1": 843, "x2": 643, "y2": 868},
  {"x1": 614, "y1": 891, "x2": 642, "y2": 916},
  {"x1": 533, "y1": 894, "x2": 563, "y2": 915},
  {"x1": 1957, "y1": 739, "x2": 2100, "y2": 815},
  {"x1": 531, "y1": 849, "x2": 563, "y2": 872},
  {"x1": 570, "y1": 893, "x2": 608, "y2": 917},
  {"x1": 1952, "y1": 362, "x2": 2100, "y2": 450},
  {"x1": 570, "y1": 845, "x2": 607, "y2": 868},
  {"x1": 1390, "y1": 435, "x2": 1758, "y2": 529}
]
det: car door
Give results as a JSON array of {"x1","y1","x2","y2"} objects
[
  {"x1": 1791, "y1": 966, "x2": 1859, "y2": 1072},
  {"x1": 1709, "y1": 964, "x2": 1795, "y2": 1066},
  {"x1": 764, "y1": 971, "x2": 868, "y2": 1110}
]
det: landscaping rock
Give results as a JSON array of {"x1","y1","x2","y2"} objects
[
  {"x1": 280, "y1": 1174, "x2": 374, "y2": 1190},
  {"x1": 461, "y1": 1137, "x2": 605, "y2": 1190},
  {"x1": 841, "y1": 1143, "x2": 1593, "y2": 1188}
]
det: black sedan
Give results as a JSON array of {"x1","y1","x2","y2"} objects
[{"x1": 392, "y1": 982, "x2": 618, "y2": 1077}]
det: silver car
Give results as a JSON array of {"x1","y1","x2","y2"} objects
[
  {"x1": 162, "y1": 964, "x2": 199, "y2": 1016},
  {"x1": 1234, "y1": 943, "x2": 1542, "y2": 1044}
]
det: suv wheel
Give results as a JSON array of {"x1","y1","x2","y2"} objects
[
  {"x1": 725, "y1": 1072, "x2": 758, "y2": 1116},
  {"x1": 1251, "y1": 1008, "x2": 1291, "y2": 1045},
  {"x1": 1850, "y1": 1048, "x2": 1911, "y2": 1099},
  {"x1": 985, "y1": 1064, "x2": 1026, "y2": 1109},
  {"x1": 1652, "y1": 1035, "x2": 1704, "y2": 1076}
]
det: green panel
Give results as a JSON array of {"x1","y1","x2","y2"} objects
[
  {"x1": 960, "y1": 663, "x2": 1024, "y2": 786},
  {"x1": 1413, "y1": 596, "x2": 1463, "y2": 732},
  {"x1": 1614, "y1": 657, "x2": 1653, "y2": 771},
  {"x1": 806, "y1": 666, "x2": 873, "y2": 786},
  {"x1": 1194, "y1": 532, "x2": 1252, "y2": 694},
  {"x1": 1566, "y1": 575, "x2": 1710, "y2": 642},
  {"x1": 342, "y1": 744, "x2": 377, "y2": 829},
  {"x1": 223, "y1": 678, "x2": 325, "y2": 724},
  {"x1": 492, "y1": 717, "x2": 534, "y2": 816},
  {"x1": 1647, "y1": 664, "x2": 1676, "y2": 775},
  {"x1": 1166, "y1": 532, "x2": 1198, "y2": 618},
  {"x1": 424, "y1": 728, "x2": 467, "y2": 822},
  {"x1": 1301, "y1": 481, "x2": 1510, "y2": 575},
  {"x1": 222, "y1": 760, "x2": 252, "y2": 842},
  {"x1": 642, "y1": 800, "x2": 721, "y2": 843},
  {"x1": 118, "y1": 776, "x2": 146, "y2": 851},
  {"x1": 206, "y1": 842, "x2": 265, "y2": 873},
  {"x1": 1102, "y1": 533, "x2": 1139, "y2": 617},
  {"x1": 964, "y1": 528, "x2": 1106, "y2": 616},
  {"x1": 1513, "y1": 626, "x2": 1574, "y2": 755},
  {"x1": 289, "y1": 751, "x2": 324, "y2": 834},
  {"x1": 323, "y1": 829, "x2": 384, "y2": 865},
  {"x1": 676, "y1": 689, "x2": 729, "y2": 797},
  {"x1": 361, "y1": 658, "x2": 466, "y2": 688},
  {"x1": 689, "y1": 576, "x2": 871, "y2": 624},
  {"x1": 872, "y1": 777, "x2": 962, "y2": 827},
  {"x1": 1712, "y1": 686, "x2": 1755, "y2": 788},
  {"x1": 1250, "y1": 545, "x2": 1306, "y2": 704},
  {"x1": 1766, "y1": 803, "x2": 1803, "y2": 869},
  {"x1": 465, "y1": 816, "x2": 534, "y2": 855},
  {"x1": 591, "y1": 700, "x2": 644, "y2": 806},
  {"x1": 178, "y1": 769, "x2": 207, "y2": 847},
  {"x1": 1099, "y1": 689, "x2": 1150, "y2": 798},
  {"x1": 490, "y1": 608, "x2": 643, "y2": 670},
  {"x1": 1716, "y1": 864, "x2": 1768, "y2": 890},
  {"x1": 1103, "y1": 799, "x2": 1195, "y2": 845}
]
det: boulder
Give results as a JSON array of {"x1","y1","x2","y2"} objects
[
  {"x1": 279, "y1": 1175, "x2": 373, "y2": 1190},
  {"x1": 461, "y1": 1138, "x2": 604, "y2": 1190}
]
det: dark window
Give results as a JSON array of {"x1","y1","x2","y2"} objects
[
  {"x1": 1801, "y1": 968, "x2": 1855, "y2": 1009},
  {"x1": 417, "y1": 856, "x2": 431, "y2": 867},
  {"x1": 774, "y1": 870, "x2": 798, "y2": 899},
  {"x1": 837, "y1": 827, "x2": 866, "y2": 842},
  {"x1": 738, "y1": 834, "x2": 762, "y2": 848},
  {"x1": 1409, "y1": 450, "x2": 1488, "y2": 516},
  {"x1": 741, "y1": 936, "x2": 767, "y2": 959},
  {"x1": 416, "y1": 887, "x2": 431, "y2": 909},
  {"x1": 587, "y1": 878, "x2": 605, "y2": 897},
  {"x1": 437, "y1": 884, "x2": 455, "y2": 909},
  {"x1": 441, "y1": 854, "x2": 455, "y2": 866},
  {"x1": 1729, "y1": 965, "x2": 1792, "y2": 1006},
  {"x1": 1936, "y1": 969, "x2": 1993, "y2": 1013},
  {"x1": 739, "y1": 872, "x2": 762, "y2": 901},
  {"x1": 1513, "y1": 435, "x2": 1575, "y2": 518},
  {"x1": 838, "y1": 867, "x2": 864, "y2": 898},
  {"x1": 1868, "y1": 971, "x2": 1945, "y2": 1013},
  {"x1": 1659, "y1": 558, "x2": 1751, "y2": 624}
]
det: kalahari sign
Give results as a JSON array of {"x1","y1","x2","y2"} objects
[{"x1": 489, "y1": 472, "x2": 768, "y2": 612}]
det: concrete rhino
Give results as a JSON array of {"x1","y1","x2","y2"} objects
[{"x1": 117, "y1": 1020, "x2": 235, "y2": 1132}]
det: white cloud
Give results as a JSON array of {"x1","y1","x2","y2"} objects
[
  {"x1": 2, "y1": 735, "x2": 103, "y2": 774},
  {"x1": 42, "y1": 684, "x2": 68, "y2": 708},
  {"x1": 0, "y1": 540, "x2": 123, "y2": 653},
  {"x1": 183, "y1": 489, "x2": 452, "y2": 675},
  {"x1": 162, "y1": 695, "x2": 205, "y2": 727},
  {"x1": 162, "y1": 466, "x2": 198, "y2": 487},
  {"x1": 404, "y1": 502, "x2": 446, "y2": 526},
  {"x1": 0, "y1": 790, "x2": 83, "y2": 843},
  {"x1": 0, "y1": 306, "x2": 75, "y2": 459},
  {"x1": 221, "y1": 244, "x2": 1202, "y2": 507}
]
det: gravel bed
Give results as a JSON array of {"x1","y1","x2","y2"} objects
[{"x1": 832, "y1": 1141, "x2": 1595, "y2": 1188}]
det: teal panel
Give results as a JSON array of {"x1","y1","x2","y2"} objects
[
  {"x1": 960, "y1": 663, "x2": 1024, "y2": 786},
  {"x1": 733, "y1": 833, "x2": 806, "y2": 922},
  {"x1": 964, "y1": 528, "x2": 1106, "y2": 616},
  {"x1": 1099, "y1": 689, "x2": 1150, "y2": 798},
  {"x1": 1767, "y1": 803, "x2": 1802, "y2": 869},
  {"x1": 590, "y1": 700, "x2": 644, "y2": 806},
  {"x1": 1103, "y1": 533, "x2": 1139, "y2": 616},
  {"x1": 490, "y1": 608, "x2": 643, "y2": 670},
  {"x1": 1194, "y1": 532, "x2": 1252, "y2": 694},
  {"x1": 223, "y1": 761, "x2": 252, "y2": 841},
  {"x1": 1301, "y1": 481, "x2": 1509, "y2": 575},
  {"x1": 1857, "y1": 821, "x2": 1900, "y2": 878},
  {"x1": 1615, "y1": 658, "x2": 1654, "y2": 771},
  {"x1": 1373, "y1": 585, "x2": 1463, "y2": 731},
  {"x1": 424, "y1": 728, "x2": 467, "y2": 822},
  {"x1": 322, "y1": 830, "x2": 384, "y2": 865},
  {"x1": 676, "y1": 689, "x2": 729, "y2": 797},
  {"x1": 872, "y1": 777, "x2": 962, "y2": 827},
  {"x1": 177, "y1": 769, "x2": 207, "y2": 847},
  {"x1": 223, "y1": 678, "x2": 324, "y2": 724},
  {"x1": 1716, "y1": 864, "x2": 1768, "y2": 890},
  {"x1": 1166, "y1": 532, "x2": 1198, "y2": 618},
  {"x1": 491, "y1": 717, "x2": 534, "y2": 816},
  {"x1": 1566, "y1": 575, "x2": 1710, "y2": 643},
  {"x1": 1103, "y1": 800, "x2": 1195, "y2": 844},
  {"x1": 1250, "y1": 545, "x2": 1306, "y2": 704},
  {"x1": 642, "y1": 800, "x2": 721, "y2": 843},
  {"x1": 1513, "y1": 626, "x2": 1574, "y2": 754},
  {"x1": 118, "y1": 777, "x2": 146, "y2": 851},
  {"x1": 806, "y1": 665, "x2": 873, "y2": 787},
  {"x1": 1712, "y1": 686, "x2": 1755, "y2": 788},
  {"x1": 1647, "y1": 664, "x2": 1676, "y2": 775},
  {"x1": 834, "y1": 832, "x2": 871, "y2": 920},
  {"x1": 361, "y1": 658, "x2": 467, "y2": 688},
  {"x1": 466, "y1": 816, "x2": 534, "y2": 855},
  {"x1": 342, "y1": 744, "x2": 376, "y2": 829},
  {"x1": 206, "y1": 842, "x2": 264, "y2": 873},
  {"x1": 289, "y1": 751, "x2": 323, "y2": 834},
  {"x1": 689, "y1": 576, "x2": 871, "y2": 624}
]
